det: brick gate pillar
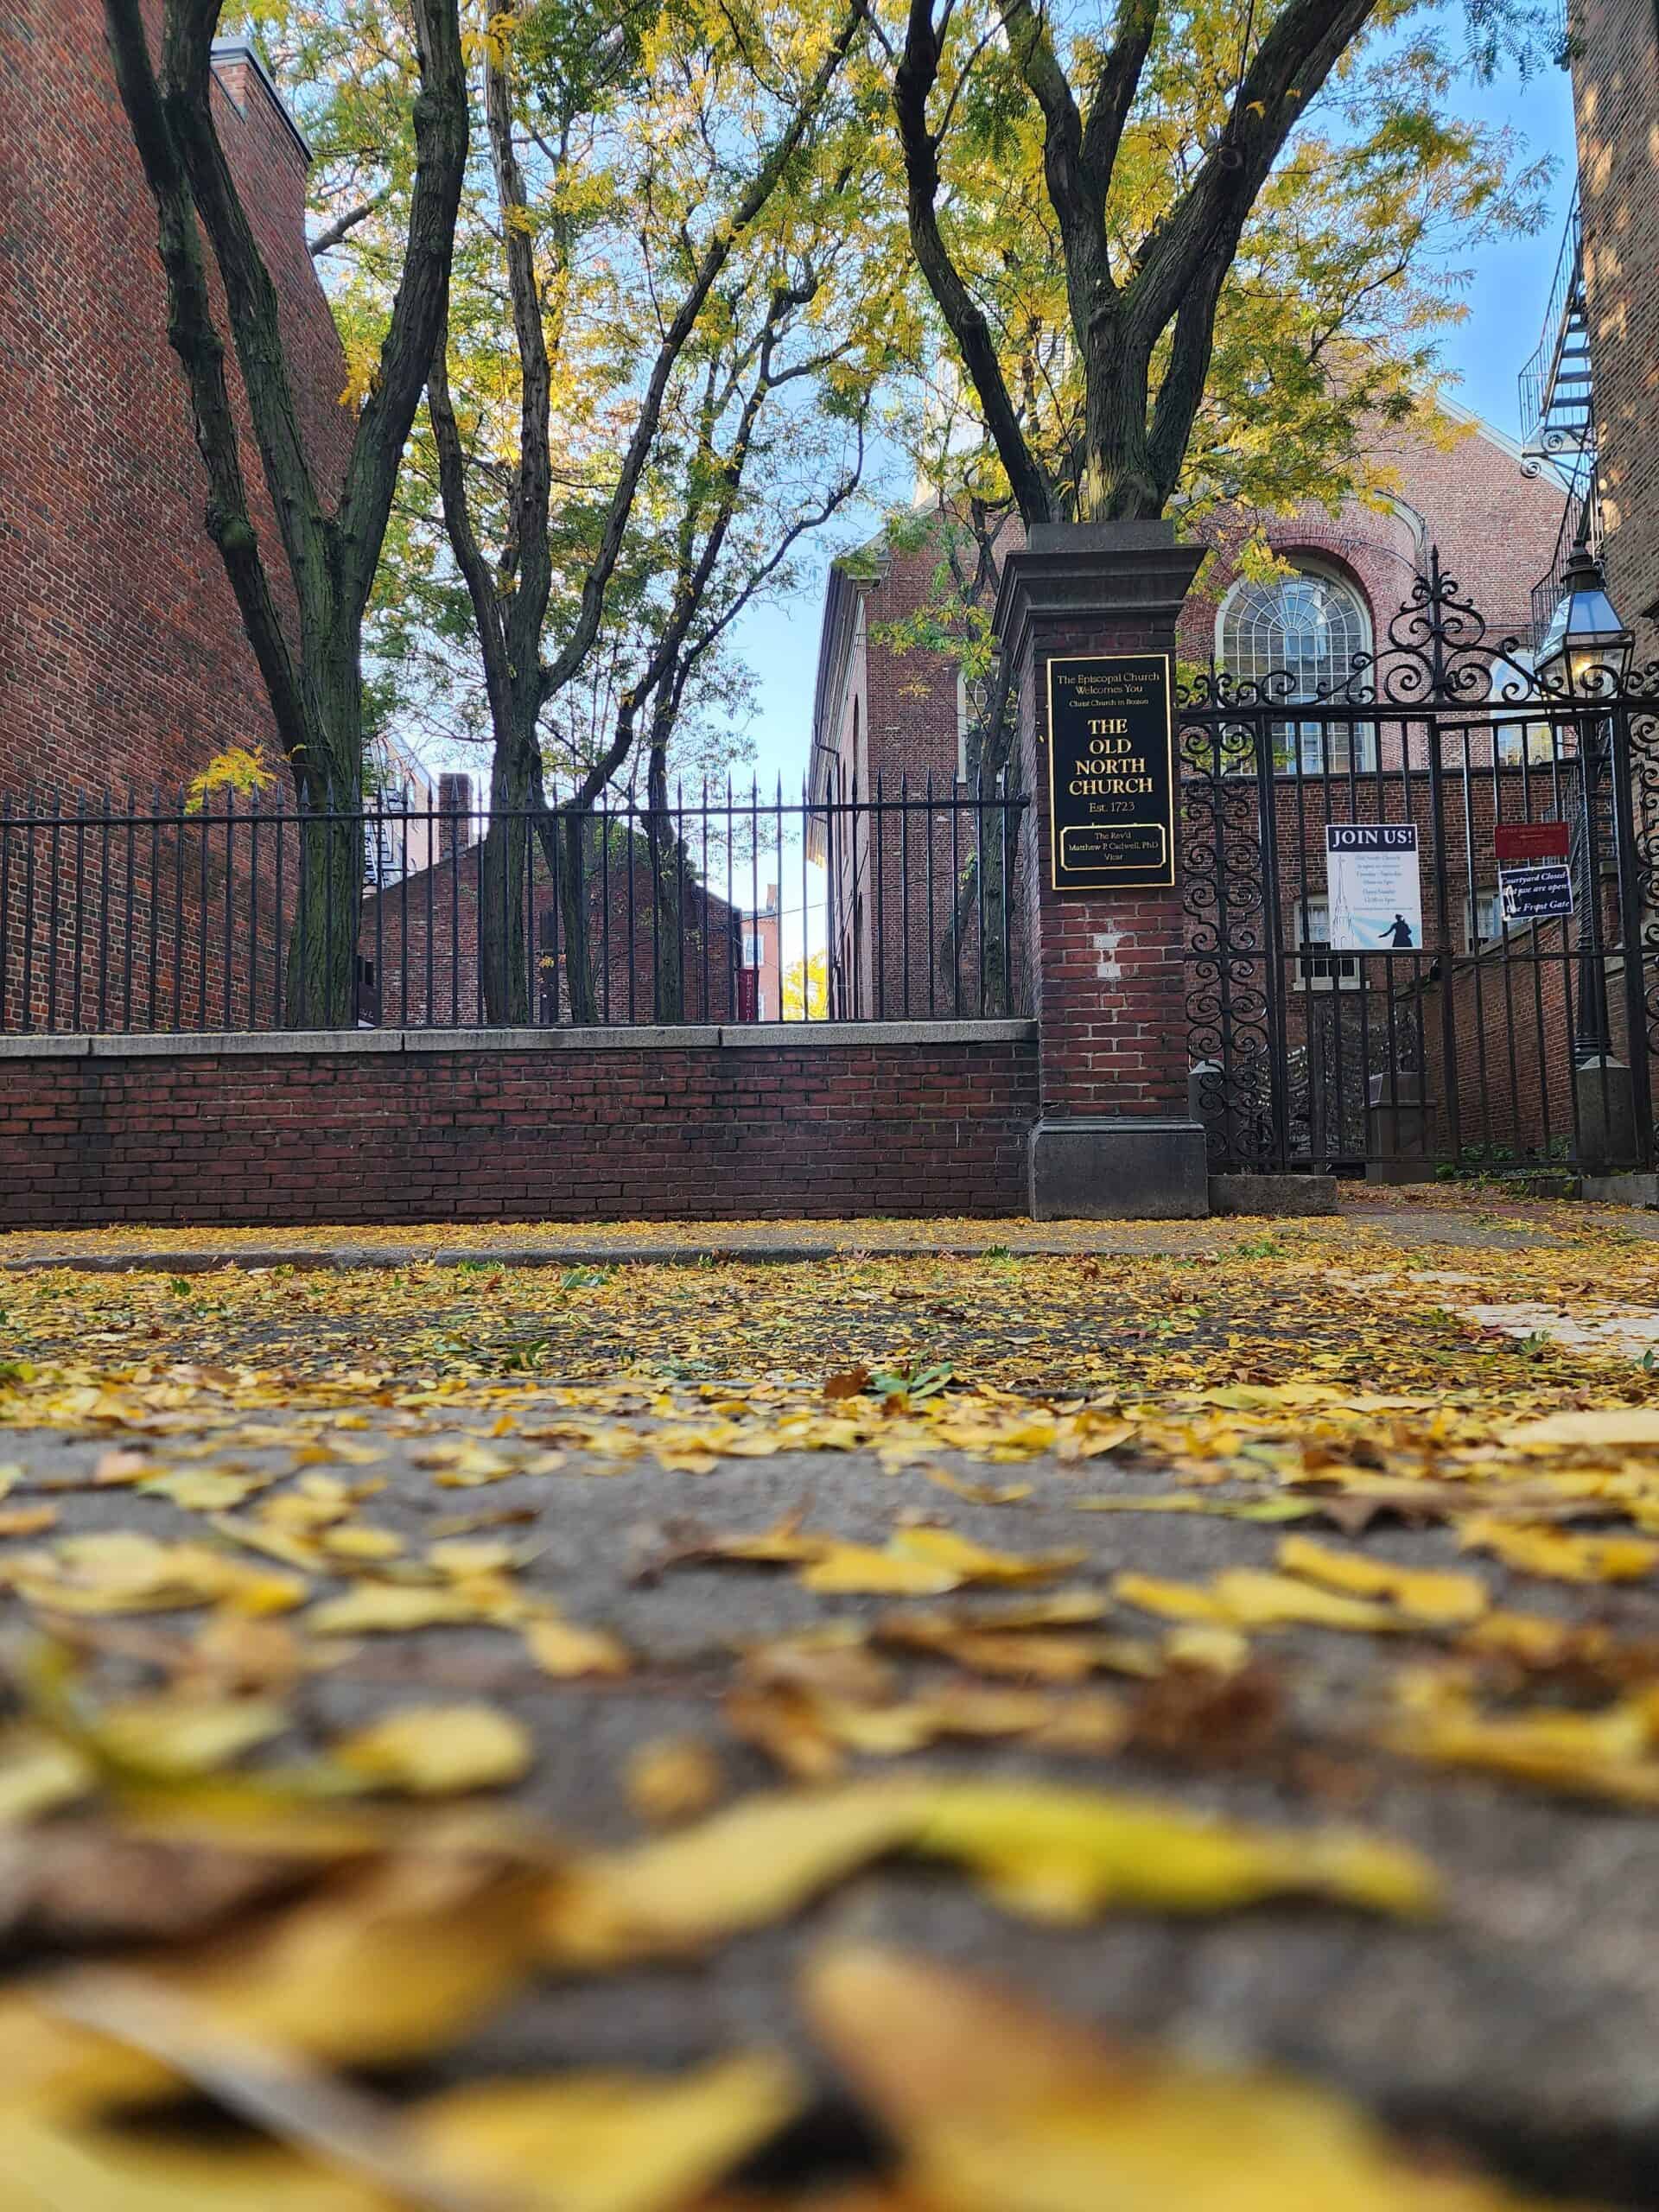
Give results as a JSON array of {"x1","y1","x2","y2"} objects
[{"x1": 994, "y1": 521, "x2": 1208, "y2": 1218}]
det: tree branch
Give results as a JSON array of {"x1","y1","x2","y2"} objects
[
  {"x1": 427, "y1": 327, "x2": 516, "y2": 740},
  {"x1": 485, "y1": 42, "x2": 552, "y2": 710},
  {"x1": 337, "y1": 0, "x2": 469, "y2": 616},
  {"x1": 538, "y1": 3, "x2": 866, "y2": 709},
  {"x1": 102, "y1": 0, "x2": 306, "y2": 749},
  {"x1": 1126, "y1": 0, "x2": 1378, "y2": 355},
  {"x1": 1077, "y1": 0, "x2": 1156, "y2": 194},
  {"x1": 157, "y1": 1, "x2": 332, "y2": 627},
  {"x1": 893, "y1": 0, "x2": 1054, "y2": 524},
  {"x1": 309, "y1": 190, "x2": 388, "y2": 256}
]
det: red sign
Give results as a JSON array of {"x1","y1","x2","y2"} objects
[{"x1": 1494, "y1": 821, "x2": 1569, "y2": 865}]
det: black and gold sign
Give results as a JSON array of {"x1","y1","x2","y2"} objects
[{"x1": 1045, "y1": 652, "x2": 1176, "y2": 892}]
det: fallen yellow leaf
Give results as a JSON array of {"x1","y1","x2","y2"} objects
[
  {"x1": 803, "y1": 1945, "x2": 1571, "y2": 2211},
  {"x1": 626, "y1": 1737, "x2": 725, "y2": 1827},
  {"x1": 523, "y1": 1615, "x2": 632, "y2": 1677},
  {"x1": 1460, "y1": 1518, "x2": 1659, "y2": 1585},
  {"x1": 0, "y1": 1852, "x2": 549, "y2": 2119},
  {"x1": 333, "y1": 1704, "x2": 534, "y2": 1796},
  {"x1": 913, "y1": 1778, "x2": 1439, "y2": 1921},
  {"x1": 1276, "y1": 1535, "x2": 1489, "y2": 1625}
]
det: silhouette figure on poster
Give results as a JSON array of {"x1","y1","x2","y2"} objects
[{"x1": 1387, "y1": 914, "x2": 1415, "y2": 949}]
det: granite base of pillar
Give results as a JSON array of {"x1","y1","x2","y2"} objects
[
  {"x1": 1574, "y1": 1057, "x2": 1640, "y2": 1174},
  {"x1": 1208, "y1": 1172, "x2": 1340, "y2": 1217},
  {"x1": 1365, "y1": 1071, "x2": 1438, "y2": 1185},
  {"x1": 1580, "y1": 1172, "x2": 1659, "y2": 1207},
  {"x1": 1028, "y1": 1116, "x2": 1209, "y2": 1221}
]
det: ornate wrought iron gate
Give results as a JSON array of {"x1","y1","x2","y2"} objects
[{"x1": 1179, "y1": 563, "x2": 1659, "y2": 1176}]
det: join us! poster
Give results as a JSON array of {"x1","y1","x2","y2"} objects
[{"x1": 1325, "y1": 824, "x2": 1423, "y2": 953}]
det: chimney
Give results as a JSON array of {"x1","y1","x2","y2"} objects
[{"x1": 437, "y1": 773, "x2": 474, "y2": 861}]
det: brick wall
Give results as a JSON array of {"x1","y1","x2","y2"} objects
[
  {"x1": 1177, "y1": 414, "x2": 1567, "y2": 667},
  {"x1": 1571, "y1": 0, "x2": 1659, "y2": 671},
  {"x1": 0, "y1": 1026, "x2": 1039, "y2": 1227},
  {"x1": 0, "y1": 5, "x2": 353, "y2": 798}
]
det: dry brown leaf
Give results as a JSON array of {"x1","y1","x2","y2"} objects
[
  {"x1": 0, "y1": 1851, "x2": 549, "y2": 2118},
  {"x1": 1129, "y1": 1659, "x2": 1285, "y2": 1764},
  {"x1": 823, "y1": 1367, "x2": 870, "y2": 1400}
]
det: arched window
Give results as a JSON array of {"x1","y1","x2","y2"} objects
[{"x1": 1217, "y1": 565, "x2": 1374, "y2": 772}]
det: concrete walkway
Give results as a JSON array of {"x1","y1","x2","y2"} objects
[{"x1": 4, "y1": 1188, "x2": 1657, "y2": 1274}]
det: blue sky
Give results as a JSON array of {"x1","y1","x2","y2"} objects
[{"x1": 729, "y1": 51, "x2": 1581, "y2": 791}]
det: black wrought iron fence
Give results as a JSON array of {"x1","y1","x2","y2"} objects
[
  {"x1": 0, "y1": 777, "x2": 1027, "y2": 1035},
  {"x1": 1179, "y1": 562, "x2": 1659, "y2": 1175}
]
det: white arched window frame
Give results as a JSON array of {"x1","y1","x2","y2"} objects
[{"x1": 1216, "y1": 563, "x2": 1376, "y2": 775}]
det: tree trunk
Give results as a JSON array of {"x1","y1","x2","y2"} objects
[
  {"x1": 1075, "y1": 315, "x2": 1166, "y2": 522},
  {"x1": 283, "y1": 636, "x2": 364, "y2": 1028},
  {"x1": 286, "y1": 800, "x2": 365, "y2": 1029},
  {"x1": 480, "y1": 746, "x2": 534, "y2": 1025},
  {"x1": 646, "y1": 747, "x2": 683, "y2": 1023},
  {"x1": 558, "y1": 809, "x2": 596, "y2": 1026}
]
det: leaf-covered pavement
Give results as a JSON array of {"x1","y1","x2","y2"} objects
[{"x1": 3, "y1": 1199, "x2": 1659, "y2": 2204}]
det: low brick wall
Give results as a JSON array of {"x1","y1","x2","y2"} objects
[{"x1": 0, "y1": 1022, "x2": 1039, "y2": 1228}]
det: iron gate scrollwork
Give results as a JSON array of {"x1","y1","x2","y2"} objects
[{"x1": 1179, "y1": 558, "x2": 1659, "y2": 1178}]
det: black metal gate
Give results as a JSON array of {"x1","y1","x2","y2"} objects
[{"x1": 1179, "y1": 560, "x2": 1659, "y2": 1177}]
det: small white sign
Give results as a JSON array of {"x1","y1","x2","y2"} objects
[
  {"x1": 1325, "y1": 824, "x2": 1423, "y2": 953},
  {"x1": 1499, "y1": 862, "x2": 1573, "y2": 924}
]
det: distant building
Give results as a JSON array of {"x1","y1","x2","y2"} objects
[{"x1": 740, "y1": 884, "x2": 784, "y2": 1021}]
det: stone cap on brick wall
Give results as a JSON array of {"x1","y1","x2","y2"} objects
[
  {"x1": 0, "y1": 1020, "x2": 1037, "y2": 1062},
  {"x1": 211, "y1": 40, "x2": 312, "y2": 169}
]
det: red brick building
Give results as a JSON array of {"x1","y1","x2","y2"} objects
[
  {"x1": 0, "y1": 15, "x2": 353, "y2": 797},
  {"x1": 1563, "y1": 0, "x2": 1659, "y2": 673},
  {"x1": 359, "y1": 814, "x2": 760, "y2": 1030},
  {"x1": 0, "y1": 14, "x2": 353, "y2": 1028}
]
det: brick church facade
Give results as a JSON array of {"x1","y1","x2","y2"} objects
[
  {"x1": 810, "y1": 405, "x2": 1569, "y2": 1022},
  {"x1": 0, "y1": 10, "x2": 353, "y2": 799},
  {"x1": 814, "y1": 407, "x2": 1601, "y2": 1159}
]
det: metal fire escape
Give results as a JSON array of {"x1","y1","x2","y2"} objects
[
  {"x1": 1519, "y1": 188, "x2": 1594, "y2": 473},
  {"x1": 1520, "y1": 188, "x2": 1604, "y2": 647}
]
